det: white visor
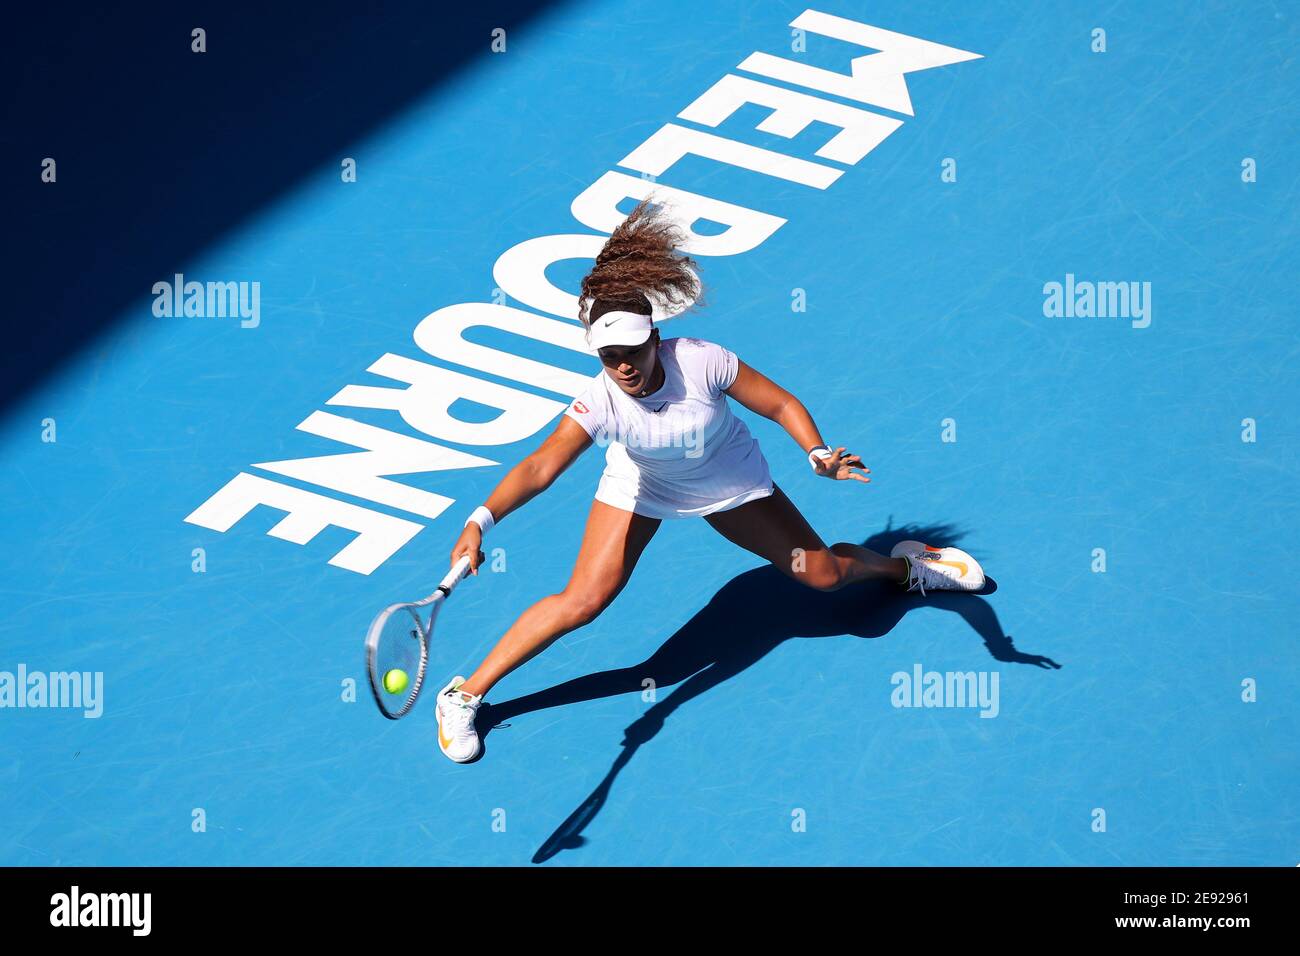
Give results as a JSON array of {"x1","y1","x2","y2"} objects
[{"x1": 585, "y1": 310, "x2": 654, "y2": 351}]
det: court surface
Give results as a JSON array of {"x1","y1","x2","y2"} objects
[{"x1": 2, "y1": 1, "x2": 1297, "y2": 866}]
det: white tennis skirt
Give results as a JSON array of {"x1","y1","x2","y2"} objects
[{"x1": 593, "y1": 435, "x2": 776, "y2": 520}]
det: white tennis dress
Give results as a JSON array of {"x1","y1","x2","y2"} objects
[{"x1": 562, "y1": 336, "x2": 775, "y2": 519}]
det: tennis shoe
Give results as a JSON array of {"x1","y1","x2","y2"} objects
[
  {"x1": 890, "y1": 541, "x2": 985, "y2": 594},
  {"x1": 436, "y1": 676, "x2": 483, "y2": 763}
]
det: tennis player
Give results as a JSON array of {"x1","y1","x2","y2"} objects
[{"x1": 437, "y1": 200, "x2": 985, "y2": 762}]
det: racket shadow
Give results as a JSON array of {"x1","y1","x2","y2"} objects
[{"x1": 476, "y1": 520, "x2": 1062, "y2": 864}]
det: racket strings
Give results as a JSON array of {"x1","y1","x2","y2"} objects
[{"x1": 371, "y1": 606, "x2": 428, "y2": 718}]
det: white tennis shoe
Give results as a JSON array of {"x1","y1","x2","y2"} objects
[
  {"x1": 435, "y1": 676, "x2": 483, "y2": 763},
  {"x1": 891, "y1": 540, "x2": 985, "y2": 593}
]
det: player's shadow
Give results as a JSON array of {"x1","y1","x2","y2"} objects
[{"x1": 474, "y1": 521, "x2": 1061, "y2": 863}]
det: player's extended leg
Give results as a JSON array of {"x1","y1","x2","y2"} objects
[
  {"x1": 459, "y1": 500, "x2": 661, "y2": 699},
  {"x1": 704, "y1": 485, "x2": 906, "y2": 590},
  {"x1": 437, "y1": 500, "x2": 660, "y2": 762},
  {"x1": 705, "y1": 486, "x2": 985, "y2": 595}
]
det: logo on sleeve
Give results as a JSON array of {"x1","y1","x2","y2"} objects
[{"x1": 573, "y1": 401, "x2": 589, "y2": 414}]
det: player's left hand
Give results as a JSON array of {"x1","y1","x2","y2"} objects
[{"x1": 814, "y1": 446, "x2": 871, "y2": 483}]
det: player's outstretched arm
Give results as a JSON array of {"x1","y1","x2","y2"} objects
[
  {"x1": 449, "y1": 416, "x2": 592, "y2": 573},
  {"x1": 724, "y1": 359, "x2": 870, "y2": 483}
]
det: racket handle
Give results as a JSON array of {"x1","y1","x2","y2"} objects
[{"x1": 437, "y1": 553, "x2": 474, "y2": 596}]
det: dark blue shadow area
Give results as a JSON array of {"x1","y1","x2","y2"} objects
[
  {"x1": 2, "y1": 0, "x2": 565, "y2": 415},
  {"x1": 473, "y1": 522, "x2": 1061, "y2": 863}
]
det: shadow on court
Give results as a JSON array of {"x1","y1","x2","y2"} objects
[
  {"x1": 473, "y1": 521, "x2": 1061, "y2": 863},
  {"x1": 3, "y1": 0, "x2": 566, "y2": 416}
]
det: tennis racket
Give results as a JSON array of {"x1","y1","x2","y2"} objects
[{"x1": 364, "y1": 554, "x2": 474, "y2": 719}]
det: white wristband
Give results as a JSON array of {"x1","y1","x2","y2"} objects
[
  {"x1": 465, "y1": 505, "x2": 495, "y2": 534},
  {"x1": 808, "y1": 445, "x2": 833, "y2": 471}
]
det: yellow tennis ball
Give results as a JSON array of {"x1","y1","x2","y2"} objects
[{"x1": 383, "y1": 668, "x2": 410, "y2": 695}]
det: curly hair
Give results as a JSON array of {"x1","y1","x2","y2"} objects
[{"x1": 579, "y1": 198, "x2": 702, "y2": 327}]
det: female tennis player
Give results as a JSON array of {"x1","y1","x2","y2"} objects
[{"x1": 436, "y1": 200, "x2": 985, "y2": 762}]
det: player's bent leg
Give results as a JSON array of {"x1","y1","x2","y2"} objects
[
  {"x1": 437, "y1": 501, "x2": 659, "y2": 763},
  {"x1": 703, "y1": 485, "x2": 907, "y2": 591},
  {"x1": 455, "y1": 501, "x2": 660, "y2": 698}
]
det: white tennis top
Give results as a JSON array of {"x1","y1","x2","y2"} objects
[{"x1": 563, "y1": 336, "x2": 774, "y2": 519}]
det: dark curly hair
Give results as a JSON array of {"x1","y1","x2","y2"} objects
[{"x1": 579, "y1": 198, "x2": 702, "y2": 327}]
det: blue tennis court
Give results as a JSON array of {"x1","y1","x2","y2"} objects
[{"x1": 3, "y1": 1, "x2": 1296, "y2": 866}]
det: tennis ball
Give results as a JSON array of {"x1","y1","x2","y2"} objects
[{"x1": 383, "y1": 668, "x2": 410, "y2": 695}]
